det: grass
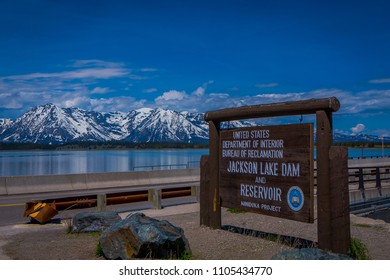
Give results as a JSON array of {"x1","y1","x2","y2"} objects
[
  {"x1": 95, "y1": 242, "x2": 104, "y2": 258},
  {"x1": 227, "y1": 208, "x2": 245, "y2": 214},
  {"x1": 265, "y1": 235, "x2": 279, "y2": 243},
  {"x1": 354, "y1": 223, "x2": 372, "y2": 228},
  {"x1": 162, "y1": 250, "x2": 192, "y2": 260},
  {"x1": 178, "y1": 251, "x2": 192, "y2": 260},
  {"x1": 88, "y1": 232, "x2": 101, "y2": 237},
  {"x1": 348, "y1": 238, "x2": 370, "y2": 260}
]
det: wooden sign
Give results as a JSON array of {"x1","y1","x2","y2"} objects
[{"x1": 219, "y1": 123, "x2": 314, "y2": 223}]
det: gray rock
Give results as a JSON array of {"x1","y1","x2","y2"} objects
[
  {"x1": 72, "y1": 211, "x2": 121, "y2": 233},
  {"x1": 99, "y1": 212, "x2": 191, "y2": 259},
  {"x1": 272, "y1": 248, "x2": 352, "y2": 260}
]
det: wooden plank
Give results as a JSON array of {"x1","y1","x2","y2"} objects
[
  {"x1": 329, "y1": 146, "x2": 350, "y2": 254},
  {"x1": 209, "y1": 121, "x2": 221, "y2": 229},
  {"x1": 316, "y1": 110, "x2": 332, "y2": 251},
  {"x1": 219, "y1": 123, "x2": 314, "y2": 223},
  {"x1": 200, "y1": 155, "x2": 210, "y2": 226},
  {"x1": 205, "y1": 97, "x2": 340, "y2": 122}
]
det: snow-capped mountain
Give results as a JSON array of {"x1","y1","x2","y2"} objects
[
  {"x1": 0, "y1": 104, "x2": 388, "y2": 144},
  {"x1": 121, "y1": 108, "x2": 209, "y2": 142},
  {"x1": 0, "y1": 118, "x2": 13, "y2": 134},
  {"x1": 0, "y1": 104, "x2": 125, "y2": 144},
  {"x1": 0, "y1": 104, "x2": 233, "y2": 144},
  {"x1": 333, "y1": 133, "x2": 390, "y2": 143}
]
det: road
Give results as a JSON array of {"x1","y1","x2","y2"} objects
[{"x1": 0, "y1": 195, "x2": 197, "y2": 227}]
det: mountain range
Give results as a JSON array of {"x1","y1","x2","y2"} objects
[
  {"x1": 0, "y1": 104, "x2": 249, "y2": 144},
  {"x1": 0, "y1": 104, "x2": 388, "y2": 144}
]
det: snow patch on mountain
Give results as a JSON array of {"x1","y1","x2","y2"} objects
[
  {"x1": 1, "y1": 104, "x2": 387, "y2": 144},
  {"x1": 0, "y1": 104, "x2": 215, "y2": 143}
]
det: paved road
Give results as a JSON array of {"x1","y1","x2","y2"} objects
[
  {"x1": 0, "y1": 204, "x2": 25, "y2": 226},
  {"x1": 365, "y1": 208, "x2": 390, "y2": 223},
  {"x1": 0, "y1": 196, "x2": 197, "y2": 227}
]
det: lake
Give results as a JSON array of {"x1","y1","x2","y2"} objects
[{"x1": 0, "y1": 148, "x2": 389, "y2": 176}]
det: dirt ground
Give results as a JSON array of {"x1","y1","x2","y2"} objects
[{"x1": 1, "y1": 204, "x2": 390, "y2": 260}]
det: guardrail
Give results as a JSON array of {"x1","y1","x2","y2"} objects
[
  {"x1": 1, "y1": 163, "x2": 389, "y2": 209},
  {"x1": 0, "y1": 168, "x2": 200, "y2": 196},
  {"x1": 348, "y1": 165, "x2": 390, "y2": 201},
  {"x1": 312, "y1": 165, "x2": 390, "y2": 203},
  {"x1": 350, "y1": 196, "x2": 390, "y2": 214},
  {"x1": 131, "y1": 161, "x2": 200, "y2": 171},
  {"x1": 348, "y1": 155, "x2": 390, "y2": 160}
]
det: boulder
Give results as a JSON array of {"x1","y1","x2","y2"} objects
[
  {"x1": 99, "y1": 212, "x2": 191, "y2": 259},
  {"x1": 72, "y1": 211, "x2": 121, "y2": 233},
  {"x1": 272, "y1": 248, "x2": 352, "y2": 260}
]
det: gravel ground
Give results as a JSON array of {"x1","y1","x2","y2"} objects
[{"x1": 1, "y1": 204, "x2": 390, "y2": 260}]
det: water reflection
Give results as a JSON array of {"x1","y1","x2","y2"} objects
[
  {"x1": 0, "y1": 150, "x2": 208, "y2": 176},
  {"x1": 0, "y1": 148, "x2": 388, "y2": 176}
]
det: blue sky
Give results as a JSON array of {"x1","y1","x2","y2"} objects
[{"x1": 0, "y1": 0, "x2": 389, "y2": 136}]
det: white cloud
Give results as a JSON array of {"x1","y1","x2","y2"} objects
[
  {"x1": 0, "y1": 93, "x2": 23, "y2": 109},
  {"x1": 143, "y1": 88, "x2": 158, "y2": 93},
  {"x1": 140, "y1": 68, "x2": 158, "y2": 72},
  {"x1": 192, "y1": 80, "x2": 214, "y2": 97},
  {"x1": 335, "y1": 128, "x2": 350, "y2": 135},
  {"x1": 90, "y1": 97, "x2": 146, "y2": 112},
  {"x1": 61, "y1": 96, "x2": 91, "y2": 108},
  {"x1": 128, "y1": 74, "x2": 148, "y2": 80},
  {"x1": 153, "y1": 81, "x2": 216, "y2": 112},
  {"x1": 209, "y1": 93, "x2": 230, "y2": 98},
  {"x1": 369, "y1": 78, "x2": 390, "y2": 84},
  {"x1": 192, "y1": 86, "x2": 206, "y2": 97},
  {"x1": 152, "y1": 87, "x2": 358, "y2": 115},
  {"x1": 369, "y1": 129, "x2": 390, "y2": 137},
  {"x1": 252, "y1": 88, "x2": 390, "y2": 117},
  {"x1": 70, "y1": 59, "x2": 124, "y2": 69},
  {"x1": 91, "y1": 87, "x2": 112, "y2": 94},
  {"x1": 1, "y1": 58, "x2": 389, "y2": 134},
  {"x1": 155, "y1": 90, "x2": 187, "y2": 102},
  {"x1": 351, "y1": 124, "x2": 366, "y2": 134},
  {"x1": 2, "y1": 68, "x2": 129, "y2": 81},
  {"x1": 0, "y1": 60, "x2": 143, "y2": 114},
  {"x1": 339, "y1": 90, "x2": 390, "y2": 114},
  {"x1": 255, "y1": 92, "x2": 304, "y2": 101},
  {"x1": 256, "y1": 83, "x2": 278, "y2": 88}
]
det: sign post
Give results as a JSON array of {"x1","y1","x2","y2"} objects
[{"x1": 201, "y1": 97, "x2": 351, "y2": 254}]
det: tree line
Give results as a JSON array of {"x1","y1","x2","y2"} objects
[
  {"x1": 0, "y1": 141, "x2": 388, "y2": 151},
  {"x1": 0, "y1": 141, "x2": 209, "y2": 150}
]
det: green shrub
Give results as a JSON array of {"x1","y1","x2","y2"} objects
[
  {"x1": 179, "y1": 251, "x2": 192, "y2": 260},
  {"x1": 348, "y1": 238, "x2": 370, "y2": 260},
  {"x1": 96, "y1": 242, "x2": 104, "y2": 258},
  {"x1": 227, "y1": 208, "x2": 245, "y2": 214}
]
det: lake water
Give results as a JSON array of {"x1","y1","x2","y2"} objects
[
  {"x1": 0, "y1": 149, "x2": 208, "y2": 176},
  {"x1": 0, "y1": 148, "x2": 389, "y2": 176}
]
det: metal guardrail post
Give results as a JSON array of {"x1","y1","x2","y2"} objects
[
  {"x1": 97, "y1": 194, "x2": 107, "y2": 211},
  {"x1": 358, "y1": 168, "x2": 366, "y2": 200},
  {"x1": 148, "y1": 189, "x2": 161, "y2": 209},
  {"x1": 191, "y1": 185, "x2": 200, "y2": 202}
]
